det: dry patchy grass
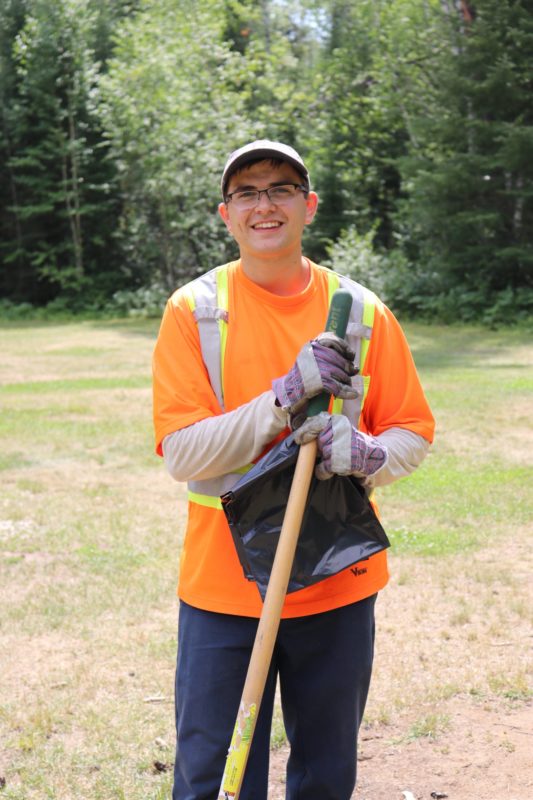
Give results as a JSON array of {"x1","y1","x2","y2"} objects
[{"x1": 0, "y1": 319, "x2": 531, "y2": 800}]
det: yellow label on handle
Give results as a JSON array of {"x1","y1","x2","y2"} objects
[{"x1": 219, "y1": 702, "x2": 257, "y2": 798}]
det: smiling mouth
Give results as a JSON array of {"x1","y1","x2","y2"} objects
[{"x1": 252, "y1": 221, "x2": 282, "y2": 230}]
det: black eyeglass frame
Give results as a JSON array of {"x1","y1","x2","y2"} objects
[{"x1": 224, "y1": 183, "x2": 308, "y2": 206}]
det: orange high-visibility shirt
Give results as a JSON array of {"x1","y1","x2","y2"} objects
[{"x1": 153, "y1": 260, "x2": 435, "y2": 618}]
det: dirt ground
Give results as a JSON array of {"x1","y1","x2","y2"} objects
[
  {"x1": 268, "y1": 702, "x2": 531, "y2": 800},
  {"x1": 1, "y1": 469, "x2": 530, "y2": 800},
  {"x1": 1, "y1": 323, "x2": 531, "y2": 800},
  {"x1": 267, "y1": 526, "x2": 532, "y2": 800}
]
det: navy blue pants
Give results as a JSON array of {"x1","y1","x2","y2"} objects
[{"x1": 172, "y1": 595, "x2": 376, "y2": 800}]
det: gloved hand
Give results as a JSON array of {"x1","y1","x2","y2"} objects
[
  {"x1": 293, "y1": 412, "x2": 388, "y2": 481},
  {"x1": 272, "y1": 332, "x2": 358, "y2": 413}
]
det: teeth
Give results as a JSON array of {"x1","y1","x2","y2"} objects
[{"x1": 254, "y1": 222, "x2": 281, "y2": 229}]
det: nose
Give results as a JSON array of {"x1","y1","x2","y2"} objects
[{"x1": 256, "y1": 189, "x2": 276, "y2": 211}]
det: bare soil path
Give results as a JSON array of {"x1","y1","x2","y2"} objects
[{"x1": 268, "y1": 526, "x2": 532, "y2": 800}]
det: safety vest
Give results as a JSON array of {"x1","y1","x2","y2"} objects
[{"x1": 183, "y1": 264, "x2": 376, "y2": 509}]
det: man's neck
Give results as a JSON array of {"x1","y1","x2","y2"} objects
[{"x1": 240, "y1": 251, "x2": 310, "y2": 297}]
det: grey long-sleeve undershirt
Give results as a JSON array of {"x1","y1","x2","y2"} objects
[{"x1": 162, "y1": 390, "x2": 429, "y2": 488}]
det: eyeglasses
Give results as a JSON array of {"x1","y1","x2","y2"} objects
[{"x1": 225, "y1": 183, "x2": 307, "y2": 210}]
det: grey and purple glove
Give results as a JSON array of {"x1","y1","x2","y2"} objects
[
  {"x1": 293, "y1": 412, "x2": 388, "y2": 481},
  {"x1": 272, "y1": 332, "x2": 358, "y2": 414}
]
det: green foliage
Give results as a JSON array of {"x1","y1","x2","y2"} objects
[
  {"x1": 326, "y1": 227, "x2": 389, "y2": 300},
  {"x1": 0, "y1": 299, "x2": 36, "y2": 320},
  {"x1": 107, "y1": 282, "x2": 170, "y2": 318},
  {"x1": 301, "y1": 0, "x2": 441, "y2": 258},
  {"x1": 384, "y1": 258, "x2": 533, "y2": 326},
  {"x1": 396, "y1": 0, "x2": 533, "y2": 301},
  {"x1": 327, "y1": 226, "x2": 532, "y2": 326},
  {"x1": 0, "y1": 0, "x2": 531, "y2": 323},
  {"x1": 0, "y1": 0, "x2": 124, "y2": 305},
  {"x1": 98, "y1": 0, "x2": 254, "y2": 289}
]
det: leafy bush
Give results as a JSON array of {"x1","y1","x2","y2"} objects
[
  {"x1": 0, "y1": 283, "x2": 170, "y2": 321},
  {"x1": 389, "y1": 276, "x2": 532, "y2": 328},
  {"x1": 324, "y1": 227, "x2": 533, "y2": 328},
  {"x1": 325, "y1": 228, "x2": 390, "y2": 302},
  {"x1": 0, "y1": 300, "x2": 37, "y2": 320},
  {"x1": 0, "y1": 296, "x2": 106, "y2": 321},
  {"x1": 106, "y1": 283, "x2": 170, "y2": 318},
  {"x1": 480, "y1": 287, "x2": 533, "y2": 328}
]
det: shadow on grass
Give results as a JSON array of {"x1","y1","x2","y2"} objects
[
  {"x1": 0, "y1": 316, "x2": 160, "y2": 338},
  {"x1": 88, "y1": 318, "x2": 160, "y2": 338},
  {"x1": 404, "y1": 322, "x2": 532, "y2": 371}
]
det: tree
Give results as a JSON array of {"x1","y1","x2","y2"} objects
[
  {"x1": 396, "y1": 0, "x2": 533, "y2": 317},
  {"x1": 99, "y1": 0, "x2": 251, "y2": 289},
  {"x1": 1, "y1": 0, "x2": 530, "y2": 320},
  {"x1": 0, "y1": 0, "x2": 126, "y2": 305},
  {"x1": 0, "y1": 0, "x2": 30, "y2": 300},
  {"x1": 297, "y1": 0, "x2": 435, "y2": 260}
]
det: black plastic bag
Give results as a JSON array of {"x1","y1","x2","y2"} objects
[{"x1": 221, "y1": 434, "x2": 390, "y2": 598}]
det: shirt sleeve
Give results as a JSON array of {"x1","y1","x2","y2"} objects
[
  {"x1": 162, "y1": 390, "x2": 288, "y2": 481},
  {"x1": 153, "y1": 291, "x2": 288, "y2": 465},
  {"x1": 363, "y1": 427, "x2": 430, "y2": 488},
  {"x1": 360, "y1": 301, "x2": 435, "y2": 443},
  {"x1": 152, "y1": 291, "x2": 222, "y2": 455}
]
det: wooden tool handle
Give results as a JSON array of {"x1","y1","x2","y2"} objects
[{"x1": 218, "y1": 290, "x2": 353, "y2": 800}]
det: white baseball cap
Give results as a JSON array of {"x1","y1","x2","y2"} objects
[{"x1": 221, "y1": 139, "x2": 310, "y2": 198}]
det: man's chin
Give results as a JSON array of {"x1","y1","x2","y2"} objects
[{"x1": 241, "y1": 237, "x2": 300, "y2": 260}]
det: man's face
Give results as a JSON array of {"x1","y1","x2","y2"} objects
[{"x1": 218, "y1": 160, "x2": 318, "y2": 259}]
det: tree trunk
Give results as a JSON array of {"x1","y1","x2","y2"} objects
[{"x1": 65, "y1": 92, "x2": 84, "y2": 279}]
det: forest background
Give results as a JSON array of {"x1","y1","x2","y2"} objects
[{"x1": 0, "y1": 0, "x2": 532, "y2": 326}]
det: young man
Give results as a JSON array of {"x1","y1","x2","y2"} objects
[{"x1": 152, "y1": 140, "x2": 435, "y2": 800}]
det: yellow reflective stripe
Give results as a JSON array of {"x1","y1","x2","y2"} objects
[
  {"x1": 327, "y1": 270, "x2": 340, "y2": 305},
  {"x1": 360, "y1": 288, "x2": 376, "y2": 372},
  {"x1": 360, "y1": 338, "x2": 371, "y2": 373},
  {"x1": 235, "y1": 463, "x2": 253, "y2": 475},
  {"x1": 184, "y1": 285, "x2": 196, "y2": 313},
  {"x1": 216, "y1": 266, "x2": 230, "y2": 311},
  {"x1": 362, "y1": 287, "x2": 376, "y2": 327},
  {"x1": 216, "y1": 267, "x2": 229, "y2": 401},
  {"x1": 357, "y1": 374, "x2": 371, "y2": 428},
  {"x1": 331, "y1": 397, "x2": 343, "y2": 415},
  {"x1": 219, "y1": 318, "x2": 228, "y2": 395},
  {"x1": 188, "y1": 491, "x2": 223, "y2": 510}
]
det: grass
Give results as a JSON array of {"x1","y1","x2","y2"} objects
[
  {"x1": 0, "y1": 319, "x2": 532, "y2": 798},
  {"x1": 405, "y1": 713, "x2": 451, "y2": 742},
  {"x1": 378, "y1": 322, "x2": 532, "y2": 556}
]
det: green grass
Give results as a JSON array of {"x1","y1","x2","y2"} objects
[
  {"x1": 0, "y1": 319, "x2": 531, "y2": 798},
  {"x1": 383, "y1": 458, "x2": 530, "y2": 555},
  {"x1": 405, "y1": 713, "x2": 451, "y2": 742},
  {"x1": 0, "y1": 376, "x2": 151, "y2": 393},
  {"x1": 378, "y1": 322, "x2": 532, "y2": 556}
]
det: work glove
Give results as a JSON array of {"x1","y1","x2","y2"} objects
[
  {"x1": 293, "y1": 412, "x2": 388, "y2": 481},
  {"x1": 272, "y1": 333, "x2": 358, "y2": 414}
]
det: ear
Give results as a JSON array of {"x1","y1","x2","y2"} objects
[
  {"x1": 304, "y1": 191, "x2": 319, "y2": 225},
  {"x1": 218, "y1": 202, "x2": 233, "y2": 234}
]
